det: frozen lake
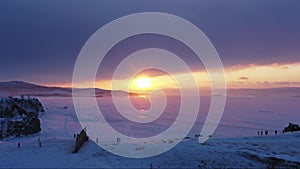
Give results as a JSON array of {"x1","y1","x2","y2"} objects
[
  {"x1": 39, "y1": 95, "x2": 300, "y2": 139},
  {"x1": 0, "y1": 95, "x2": 299, "y2": 168}
]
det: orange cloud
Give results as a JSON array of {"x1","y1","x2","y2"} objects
[{"x1": 63, "y1": 61, "x2": 300, "y2": 90}]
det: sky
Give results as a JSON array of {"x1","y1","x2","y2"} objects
[{"x1": 0, "y1": 0, "x2": 299, "y2": 90}]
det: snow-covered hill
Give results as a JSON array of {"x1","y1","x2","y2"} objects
[
  {"x1": 1, "y1": 81, "x2": 300, "y2": 98},
  {"x1": 0, "y1": 81, "x2": 126, "y2": 97}
]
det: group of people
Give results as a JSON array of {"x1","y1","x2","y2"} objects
[
  {"x1": 17, "y1": 137, "x2": 42, "y2": 149},
  {"x1": 257, "y1": 130, "x2": 278, "y2": 136},
  {"x1": 116, "y1": 137, "x2": 121, "y2": 144}
]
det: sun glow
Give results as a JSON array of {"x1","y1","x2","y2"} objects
[
  {"x1": 93, "y1": 62, "x2": 300, "y2": 91},
  {"x1": 134, "y1": 77, "x2": 151, "y2": 89}
]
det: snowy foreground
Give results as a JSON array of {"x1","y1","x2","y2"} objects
[
  {"x1": 0, "y1": 97, "x2": 299, "y2": 168},
  {"x1": 0, "y1": 132, "x2": 299, "y2": 168}
]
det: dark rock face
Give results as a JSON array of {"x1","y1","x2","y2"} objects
[
  {"x1": 72, "y1": 128, "x2": 89, "y2": 153},
  {"x1": 284, "y1": 123, "x2": 300, "y2": 133},
  {"x1": 0, "y1": 96, "x2": 44, "y2": 139}
]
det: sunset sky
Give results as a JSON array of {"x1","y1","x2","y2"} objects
[
  {"x1": 0, "y1": 0, "x2": 299, "y2": 90},
  {"x1": 96, "y1": 62, "x2": 300, "y2": 91}
]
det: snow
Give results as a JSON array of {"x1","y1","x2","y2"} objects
[{"x1": 0, "y1": 96, "x2": 299, "y2": 168}]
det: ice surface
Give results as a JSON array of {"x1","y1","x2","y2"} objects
[{"x1": 0, "y1": 96, "x2": 299, "y2": 168}]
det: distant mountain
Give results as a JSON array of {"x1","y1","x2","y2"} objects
[
  {"x1": 0, "y1": 81, "x2": 127, "y2": 97},
  {"x1": 0, "y1": 81, "x2": 299, "y2": 98},
  {"x1": 227, "y1": 87, "x2": 300, "y2": 98}
]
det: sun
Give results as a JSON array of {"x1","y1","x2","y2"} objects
[{"x1": 134, "y1": 77, "x2": 151, "y2": 89}]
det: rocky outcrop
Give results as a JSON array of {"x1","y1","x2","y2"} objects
[
  {"x1": 284, "y1": 123, "x2": 300, "y2": 133},
  {"x1": 0, "y1": 96, "x2": 44, "y2": 139},
  {"x1": 72, "y1": 127, "x2": 89, "y2": 153}
]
